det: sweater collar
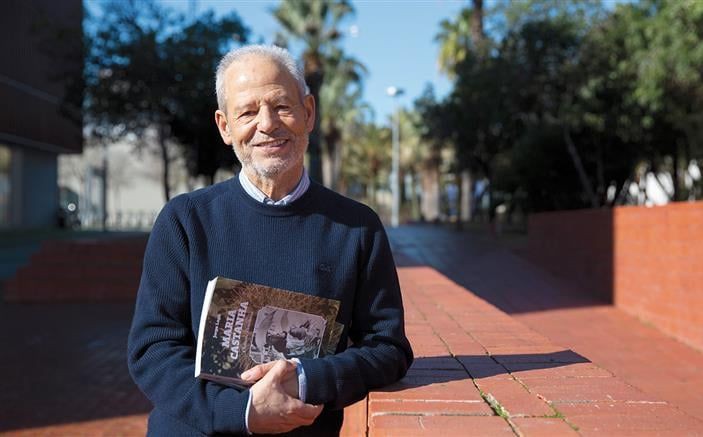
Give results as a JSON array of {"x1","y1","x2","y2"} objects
[{"x1": 230, "y1": 173, "x2": 319, "y2": 217}]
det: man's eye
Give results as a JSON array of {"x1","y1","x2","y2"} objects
[{"x1": 238, "y1": 111, "x2": 256, "y2": 119}]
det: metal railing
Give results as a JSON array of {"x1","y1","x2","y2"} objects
[{"x1": 79, "y1": 210, "x2": 158, "y2": 231}]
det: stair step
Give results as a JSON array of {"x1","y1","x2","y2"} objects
[{"x1": 3, "y1": 236, "x2": 148, "y2": 302}]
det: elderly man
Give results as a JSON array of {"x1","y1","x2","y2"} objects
[{"x1": 127, "y1": 44, "x2": 413, "y2": 436}]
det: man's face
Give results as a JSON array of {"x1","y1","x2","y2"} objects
[{"x1": 215, "y1": 55, "x2": 315, "y2": 180}]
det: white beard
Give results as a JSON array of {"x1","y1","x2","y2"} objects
[{"x1": 233, "y1": 134, "x2": 308, "y2": 180}]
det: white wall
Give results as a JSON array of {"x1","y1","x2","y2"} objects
[{"x1": 59, "y1": 137, "x2": 235, "y2": 229}]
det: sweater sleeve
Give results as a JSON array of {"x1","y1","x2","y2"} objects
[
  {"x1": 127, "y1": 198, "x2": 249, "y2": 435},
  {"x1": 299, "y1": 214, "x2": 414, "y2": 409}
]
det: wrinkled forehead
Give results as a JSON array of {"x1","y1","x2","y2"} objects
[{"x1": 224, "y1": 54, "x2": 301, "y2": 102}]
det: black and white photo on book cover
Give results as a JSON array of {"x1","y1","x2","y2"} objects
[{"x1": 250, "y1": 306, "x2": 326, "y2": 363}]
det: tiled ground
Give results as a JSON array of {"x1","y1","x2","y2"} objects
[
  {"x1": 355, "y1": 265, "x2": 702, "y2": 436},
  {"x1": 2, "y1": 224, "x2": 702, "y2": 436},
  {"x1": 0, "y1": 302, "x2": 151, "y2": 435},
  {"x1": 389, "y1": 224, "x2": 703, "y2": 428}
]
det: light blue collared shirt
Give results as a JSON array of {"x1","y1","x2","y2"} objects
[
  {"x1": 239, "y1": 168, "x2": 310, "y2": 205},
  {"x1": 239, "y1": 168, "x2": 310, "y2": 433}
]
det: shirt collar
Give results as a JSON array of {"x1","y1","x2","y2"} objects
[{"x1": 238, "y1": 168, "x2": 310, "y2": 206}]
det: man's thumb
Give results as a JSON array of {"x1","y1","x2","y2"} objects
[{"x1": 241, "y1": 360, "x2": 278, "y2": 381}]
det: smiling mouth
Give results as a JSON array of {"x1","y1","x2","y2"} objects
[{"x1": 254, "y1": 138, "x2": 288, "y2": 148}]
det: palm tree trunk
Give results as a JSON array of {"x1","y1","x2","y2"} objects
[
  {"x1": 461, "y1": 169, "x2": 473, "y2": 221},
  {"x1": 471, "y1": 0, "x2": 484, "y2": 43},
  {"x1": 420, "y1": 164, "x2": 440, "y2": 222},
  {"x1": 158, "y1": 124, "x2": 171, "y2": 202},
  {"x1": 306, "y1": 69, "x2": 323, "y2": 183},
  {"x1": 332, "y1": 141, "x2": 343, "y2": 192}
]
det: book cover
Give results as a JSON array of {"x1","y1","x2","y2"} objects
[{"x1": 195, "y1": 277, "x2": 343, "y2": 388}]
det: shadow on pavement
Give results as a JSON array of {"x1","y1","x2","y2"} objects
[
  {"x1": 390, "y1": 224, "x2": 608, "y2": 314},
  {"x1": 379, "y1": 350, "x2": 591, "y2": 391},
  {"x1": 0, "y1": 301, "x2": 151, "y2": 432}
]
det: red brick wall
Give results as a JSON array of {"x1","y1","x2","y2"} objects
[{"x1": 528, "y1": 202, "x2": 703, "y2": 351}]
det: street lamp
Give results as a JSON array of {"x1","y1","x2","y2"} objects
[{"x1": 386, "y1": 86, "x2": 404, "y2": 227}]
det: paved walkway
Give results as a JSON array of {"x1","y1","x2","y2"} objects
[
  {"x1": 2, "y1": 224, "x2": 702, "y2": 435},
  {"x1": 350, "y1": 265, "x2": 703, "y2": 436},
  {"x1": 388, "y1": 224, "x2": 703, "y2": 426},
  {"x1": 0, "y1": 302, "x2": 151, "y2": 435}
]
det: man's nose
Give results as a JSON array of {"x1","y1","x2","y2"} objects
[{"x1": 256, "y1": 105, "x2": 279, "y2": 133}]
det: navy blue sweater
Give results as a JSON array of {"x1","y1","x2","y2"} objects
[{"x1": 127, "y1": 176, "x2": 413, "y2": 436}]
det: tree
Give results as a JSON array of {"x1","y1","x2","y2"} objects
[
  {"x1": 619, "y1": 0, "x2": 703, "y2": 200},
  {"x1": 342, "y1": 123, "x2": 391, "y2": 212},
  {"x1": 85, "y1": 1, "x2": 248, "y2": 201},
  {"x1": 499, "y1": 17, "x2": 599, "y2": 207},
  {"x1": 427, "y1": 0, "x2": 703, "y2": 216},
  {"x1": 436, "y1": 0, "x2": 489, "y2": 225},
  {"x1": 272, "y1": 0, "x2": 354, "y2": 185},
  {"x1": 85, "y1": 0, "x2": 176, "y2": 201},
  {"x1": 436, "y1": 0, "x2": 488, "y2": 78},
  {"x1": 413, "y1": 85, "x2": 450, "y2": 222},
  {"x1": 166, "y1": 11, "x2": 249, "y2": 185},
  {"x1": 319, "y1": 47, "x2": 367, "y2": 191}
]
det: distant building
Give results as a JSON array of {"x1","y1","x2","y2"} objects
[
  {"x1": 58, "y1": 135, "x2": 234, "y2": 231},
  {"x1": 0, "y1": 0, "x2": 83, "y2": 228}
]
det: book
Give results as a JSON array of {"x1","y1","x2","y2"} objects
[{"x1": 195, "y1": 276, "x2": 343, "y2": 388}]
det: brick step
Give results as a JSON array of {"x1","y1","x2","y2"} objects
[
  {"x1": 29, "y1": 246, "x2": 146, "y2": 263},
  {"x1": 13, "y1": 262, "x2": 143, "y2": 274},
  {"x1": 10, "y1": 269, "x2": 141, "y2": 283},
  {"x1": 30, "y1": 252, "x2": 145, "y2": 263},
  {"x1": 4, "y1": 280, "x2": 139, "y2": 301},
  {"x1": 3, "y1": 237, "x2": 147, "y2": 302}
]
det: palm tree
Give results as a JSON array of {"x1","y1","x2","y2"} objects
[
  {"x1": 320, "y1": 47, "x2": 367, "y2": 190},
  {"x1": 435, "y1": 0, "x2": 486, "y2": 225},
  {"x1": 436, "y1": 0, "x2": 485, "y2": 79},
  {"x1": 272, "y1": 0, "x2": 354, "y2": 185},
  {"x1": 343, "y1": 123, "x2": 391, "y2": 211}
]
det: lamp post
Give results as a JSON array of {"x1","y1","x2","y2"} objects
[{"x1": 386, "y1": 86, "x2": 404, "y2": 227}]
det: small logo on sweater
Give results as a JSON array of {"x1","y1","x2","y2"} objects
[{"x1": 318, "y1": 263, "x2": 333, "y2": 274}]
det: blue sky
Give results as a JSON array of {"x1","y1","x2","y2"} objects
[{"x1": 160, "y1": 0, "x2": 467, "y2": 124}]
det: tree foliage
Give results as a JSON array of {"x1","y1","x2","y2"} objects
[
  {"x1": 84, "y1": 0, "x2": 248, "y2": 200},
  {"x1": 272, "y1": 0, "x2": 354, "y2": 185},
  {"x1": 421, "y1": 0, "x2": 703, "y2": 214},
  {"x1": 319, "y1": 47, "x2": 368, "y2": 191}
]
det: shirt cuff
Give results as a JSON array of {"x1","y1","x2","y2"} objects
[
  {"x1": 244, "y1": 391, "x2": 253, "y2": 435},
  {"x1": 291, "y1": 358, "x2": 307, "y2": 403}
]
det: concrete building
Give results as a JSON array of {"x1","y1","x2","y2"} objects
[{"x1": 0, "y1": 0, "x2": 83, "y2": 228}]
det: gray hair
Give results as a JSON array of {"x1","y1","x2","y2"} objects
[{"x1": 215, "y1": 44, "x2": 309, "y2": 112}]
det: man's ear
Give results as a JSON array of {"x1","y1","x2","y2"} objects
[
  {"x1": 215, "y1": 109, "x2": 232, "y2": 145},
  {"x1": 303, "y1": 94, "x2": 316, "y2": 133}
]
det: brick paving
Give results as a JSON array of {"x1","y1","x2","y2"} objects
[
  {"x1": 350, "y1": 265, "x2": 703, "y2": 436},
  {"x1": 388, "y1": 224, "x2": 703, "y2": 431},
  {"x1": 0, "y1": 302, "x2": 150, "y2": 435},
  {"x1": 2, "y1": 224, "x2": 702, "y2": 435}
]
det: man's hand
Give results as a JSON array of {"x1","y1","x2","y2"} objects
[
  {"x1": 242, "y1": 359, "x2": 299, "y2": 399},
  {"x1": 246, "y1": 360, "x2": 323, "y2": 434}
]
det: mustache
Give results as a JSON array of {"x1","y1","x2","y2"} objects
[{"x1": 247, "y1": 133, "x2": 290, "y2": 147}]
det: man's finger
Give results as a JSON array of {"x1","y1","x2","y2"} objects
[{"x1": 241, "y1": 360, "x2": 279, "y2": 381}]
